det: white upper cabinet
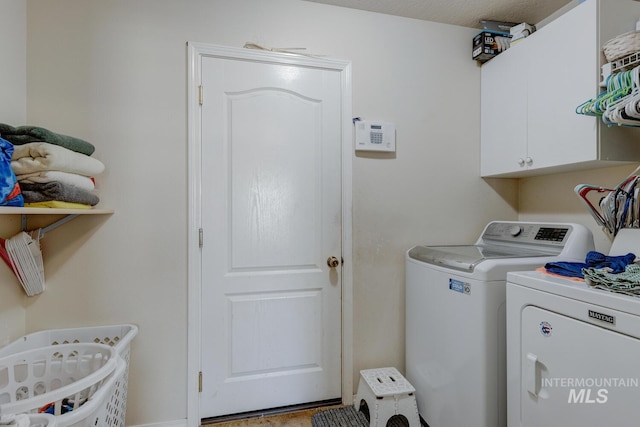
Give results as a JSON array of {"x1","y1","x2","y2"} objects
[
  {"x1": 481, "y1": 40, "x2": 528, "y2": 175},
  {"x1": 481, "y1": 0, "x2": 640, "y2": 178}
]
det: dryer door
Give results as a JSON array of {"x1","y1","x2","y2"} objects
[{"x1": 520, "y1": 306, "x2": 640, "y2": 427}]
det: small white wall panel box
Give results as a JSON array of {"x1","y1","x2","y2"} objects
[{"x1": 355, "y1": 121, "x2": 396, "y2": 152}]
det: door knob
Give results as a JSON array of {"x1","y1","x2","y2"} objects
[{"x1": 327, "y1": 256, "x2": 340, "y2": 268}]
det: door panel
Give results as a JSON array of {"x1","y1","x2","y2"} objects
[
  {"x1": 228, "y1": 290, "x2": 322, "y2": 376},
  {"x1": 199, "y1": 55, "x2": 342, "y2": 418},
  {"x1": 527, "y1": 0, "x2": 598, "y2": 168},
  {"x1": 520, "y1": 306, "x2": 640, "y2": 427},
  {"x1": 480, "y1": 43, "x2": 528, "y2": 176},
  {"x1": 228, "y1": 89, "x2": 322, "y2": 270}
]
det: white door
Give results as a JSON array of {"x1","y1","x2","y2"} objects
[{"x1": 197, "y1": 49, "x2": 344, "y2": 418}]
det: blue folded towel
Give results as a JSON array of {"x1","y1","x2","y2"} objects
[{"x1": 544, "y1": 251, "x2": 636, "y2": 278}]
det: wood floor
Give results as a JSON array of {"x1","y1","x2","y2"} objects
[{"x1": 202, "y1": 405, "x2": 345, "y2": 427}]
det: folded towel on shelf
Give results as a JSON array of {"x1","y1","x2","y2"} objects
[
  {"x1": 17, "y1": 170, "x2": 95, "y2": 191},
  {"x1": 12, "y1": 142, "x2": 105, "y2": 177},
  {"x1": 20, "y1": 182, "x2": 99, "y2": 206},
  {"x1": 0, "y1": 136, "x2": 23, "y2": 207},
  {"x1": 0, "y1": 123, "x2": 95, "y2": 156},
  {"x1": 25, "y1": 200, "x2": 92, "y2": 209}
]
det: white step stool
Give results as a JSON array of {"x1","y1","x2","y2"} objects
[{"x1": 354, "y1": 367, "x2": 421, "y2": 427}]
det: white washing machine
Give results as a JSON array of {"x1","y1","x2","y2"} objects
[
  {"x1": 507, "y1": 228, "x2": 640, "y2": 427},
  {"x1": 406, "y1": 221, "x2": 595, "y2": 427}
]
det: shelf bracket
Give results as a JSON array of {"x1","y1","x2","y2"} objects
[{"x1": 21, "y1": 214, "x2": 80, "y2": 239}]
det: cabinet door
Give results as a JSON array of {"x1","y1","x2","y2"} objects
[
  {"x1": 480, "y1": 44, "x2": 528, "y2": 177},
  {"x1": 527, "y1": 0, "x2": 599, "y2": 170}
]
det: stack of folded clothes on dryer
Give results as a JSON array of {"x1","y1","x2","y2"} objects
[
  {"x1": 0, "y1": 124, "x2": 105, "y2": 209},
  {"x1": 543, "y1": 250, "x2": 640, "y2": 296}
]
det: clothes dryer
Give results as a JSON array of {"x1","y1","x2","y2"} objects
[
  {"x1": 406, "y1": 221, "x2": 594, "y2": 427},
  {"x1": 507, "y1": 228, "x2": 640, "y2": 427}
]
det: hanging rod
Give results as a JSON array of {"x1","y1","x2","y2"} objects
[{"x1": 21, "y1": 214, "x2": 79, "y2": 239}]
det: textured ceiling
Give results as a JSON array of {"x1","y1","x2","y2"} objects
[{"x1": 303, "y1": 0, "x2": 573, "y2": 29}]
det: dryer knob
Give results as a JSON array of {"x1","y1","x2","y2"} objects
[{"x1": 509, "y1": 225, "x2": 523, "y2": 237}]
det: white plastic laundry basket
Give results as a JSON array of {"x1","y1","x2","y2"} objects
[
  {"x1": 0, "y1": 343, "x2": 117, "y2": 420},
  {"x1": 27, "y1": 413, "x2": 58, "y2": 427},
  {"x1": 45, "y1": 358, "x2": 125, "y2": 427},
  {"x1": 0, "y1": 325, "x2": 137, "y2": 427},
  {"x1": 1, "y1": 413, "x2": 58, "y2": 427}
]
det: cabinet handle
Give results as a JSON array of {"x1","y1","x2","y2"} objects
[
  {"x1": 525, "y1": 157, "x2": 533, "y2": 165},
  {"x1": 518, "y1": 158, "x2": 525, "y2": 167}
]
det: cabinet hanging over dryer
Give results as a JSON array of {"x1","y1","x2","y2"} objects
[{"x1": 481, "y1": 0, "x2": 640, "y2": 178}]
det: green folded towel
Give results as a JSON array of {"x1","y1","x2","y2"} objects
[{"x1": 0, "y1": 123, "x2": 95, "y2": 156}]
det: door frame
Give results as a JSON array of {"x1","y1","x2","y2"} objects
[{"x1": 186, "y1": 42, "x2": 353, "y2": 427}]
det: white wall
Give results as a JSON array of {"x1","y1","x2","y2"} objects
[
  {"x1": 0, "y1": 0, "x2": 27, "y2": 346},
  {"x1": 20, "y1": 0, "x2": 521, "y2": 425},
  {"x1": 0, "y1": 0, "x2": 26, "y2": 126}
]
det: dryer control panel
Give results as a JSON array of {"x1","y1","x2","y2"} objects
[
  {"x1": 533, "y1": 227, "x2": 569, "y2": 242},
  {"x1": 482, "y1": 222, "x2": 570, "y2": 244},
  {"x1": 479, "y1": 221, "x2": 594, "y2": 260}
]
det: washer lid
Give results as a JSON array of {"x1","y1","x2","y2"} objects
[{"x1": 408, "y1": 244, "x2": 554, "y2": 272}]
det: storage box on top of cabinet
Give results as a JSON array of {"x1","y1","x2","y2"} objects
[
  {"x1": 0, "y1": 324, "x2": 138, "y2": 427},
  {"x1": 480, "y1": 0, "x2": 640, "y2": 178},
  {"x1": 473, "y1": 31, "x2": 511, "y2": 63}
]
